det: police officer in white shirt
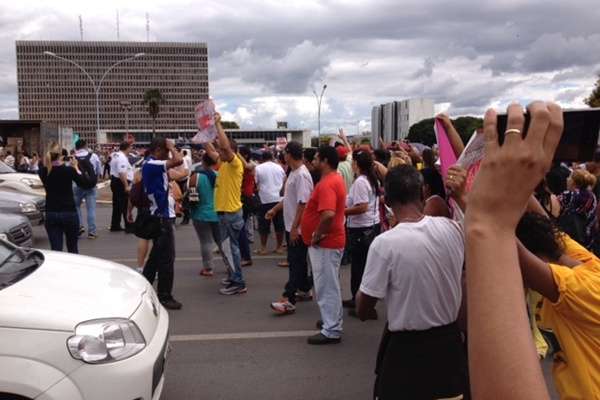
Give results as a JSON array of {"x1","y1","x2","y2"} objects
[
  {"x1": 109, "y1": 142, "x2": 134, "y2": 232},
  {"x1": 356, "y1": 164, "x2": 468, "y2": 400}
]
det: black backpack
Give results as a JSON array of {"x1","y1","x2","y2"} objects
[{"x1": 75, "y1": 153, "x2": 98, "y2": 189}]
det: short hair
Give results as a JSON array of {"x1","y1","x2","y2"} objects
[
  {"x1": 516, "y1": 212, "x2": 564, "y2": 262},
  {"x1": 373, "y1": 149, "x2": 391, "y2": 167},
  {"x1": 422, "y1": 148, "x2": 435, "y2": 168},
  {"x1": 317, "y1": 145, "x2": 339, "y2": 170},
  {"x1": 421, "y1": 167, "x2": 446, "y2": 198},
  {"x1": 202, "y1": 152, "x2": 216, "y2": 167},
  {"x1": 119, "y1": 141, "x2": 131, "y2": 151},
  {"x1": 303, "y1": 147, "x2": 317, "y2": 163},
  {"x1": 148, "y1": 138, "x2": 167, "y2": 153},
  {"x1": 262, "y1": 150, "x2": 273, "y2": 161},
  {"x1": 238, "y1": 146, "x2": 251, "y2": 159},
  {"x1": 285, "y1": 141, "x2": 303, "y2": 161},
  {"x1": 75, "y1": 139, "x2": 87, "y2": 150},
  {"x1": 384, "y1": 165, "x2": 424, "y2": 207}
]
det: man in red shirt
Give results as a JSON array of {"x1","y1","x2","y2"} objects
[{"x1": 301, "y1": 145, "x2": 347, "y2": 345}]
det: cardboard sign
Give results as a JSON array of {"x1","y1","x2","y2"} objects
[
  {"x1": 434, "y1": 119, "x2": 457, "y2": 178},
  {"x1": 456, "y1": 130, "x2": 485, "y2": 192},
  {"x1": 192, "y1": 99, "x2": 217, "y2": 144}
]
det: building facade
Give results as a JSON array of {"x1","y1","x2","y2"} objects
[
  {"x1": 371, "y1": 98, "x2": 434, "y2": 144},
  {"x1": 16, "y1": 40, "x2": 209, "y2": 145}
]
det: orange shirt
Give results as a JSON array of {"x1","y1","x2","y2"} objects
[{"x1": 301, "y1": 171, "x2": 346, "y2": 249}]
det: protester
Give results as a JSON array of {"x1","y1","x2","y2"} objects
[
  {"x1": 535, "y1": 180, "x2": 561, "y2": 219},
  {"x1": 14, "y1": 152, "x2": 29, "y2": 172},
  {"x1": 303, "y1": 147, "x2": 320, "y2": 185},
  {"x1": 558, "y1": 168, "x2": 598, "y2": 249},
  {"x1": 267, "y1": 141, "x2": 314, "y2": 315},
  {"x1": 177, "y1": 149, "x2": 192, "y2": 225},
  {"x1": 255, "y1": 150, "x2": 286, "y2": 255},
  {"x1": 109, "y1": 142, "x2": 133, "y2": 232},
  {"x1": 127, "y1": 154, "x2": 152, "y2": 274},
  {"x1": 465, "y1": 102, "x2": 564, "y2": 399},
  {"x1": 141, "y1": 138, "x2": 184, "y2": 310},
  {"x1": 73, "y1": 139, "x2": 101, "y2": 239},
  {"x1": 301, "y1": 145, "x2": 347, "y2": 344},
  {"x1": 209, "y1": 113, "x2": 247, "y2": 295},
  {"x1": 39, "y1": 142, "x2": 93, "y2": 253},
  {"x1": 190, "y1": 151, "x2": 230, "y2": 277},
  {"x1": 356, "y1": 164, "x2": 468, "y2": 399},
  {"x1": 29, "y1": 153, "x2": 39, "y2": 174},
  {"x1": 336, "y1": 130, "x2": 354, "y2": 193},
  {"x1": 238, "y1": 146, "x2": 256, "y2": 267},
  {"x1": 342, "y1": 150, "x2": 381, "y2": 316}
]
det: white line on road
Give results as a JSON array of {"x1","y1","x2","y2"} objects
[
  {"x1": 109, "y1": 255, "x2": 285, "y2": 262},
  {"x1": 170, "y1": 330, "x2": 319, "y2": 342}
]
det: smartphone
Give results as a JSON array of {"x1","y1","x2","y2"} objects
[{"x1": 497, "y1": 108, "x2": 600, "y2": 162}]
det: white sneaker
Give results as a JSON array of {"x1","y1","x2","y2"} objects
[{"x1": 270, "y1": 299, "x2": 296, "y2": 315}]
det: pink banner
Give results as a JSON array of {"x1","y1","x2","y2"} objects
[{"x1": 434, "y1": 118, "x2": 457, "y2": 178}]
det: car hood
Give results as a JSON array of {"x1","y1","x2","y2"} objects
[
  {"x1": 0, "y1": 190, "x2": 43, "y2": 203},
  {"x1": 0, "y1": 251, "x2": 148, "y2": 331},
  {"x1": 0, "y1": 213, "x2": 29, "y2": 231}
]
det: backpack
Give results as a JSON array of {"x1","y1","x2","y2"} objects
[
  {"x1": 130, "y1": 180, "x2": 151, "y2": 209},
  {"x1": 75, "y1": 153, "x2": 98, "y2": 189}
]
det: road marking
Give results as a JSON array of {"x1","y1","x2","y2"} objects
[
  {"x1": 109, "y1": 255, "x2": 285, "y2": 263},
  {"x1": 170, "y1": 330, "x2": 319, "y2": 342}
]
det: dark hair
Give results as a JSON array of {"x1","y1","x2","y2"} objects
[
  {"x1": 317, "y1": 145, "x2": 339, "y2": 170},
  {"x1": 262, "y1": 150, "x2": 273, "y2": 161},
  {"x1": 285, "y1": 141, "x2": 303, "y2": 161},
  {"x1": 516, "y1": 212, "x2": 564, "y2": 261},
  {"x1": 148, "y1": 138, "x2": 167, "y2": 153},
  {"x1": 75, "y1": 139, "x2": 87, "y2": 150},
  {"x1": 277, "y1": 151, "x2": 285, "y2": 163},
  {"x1": 421, "y1": 167, "x2": 446, "y2": 199},
  {"x1": 373, "y1": 149, "x2": 390, "y2": 167},
  {"x1": 303, "y1": 147, "x2": 317, "y2": 163},
  {"x1": 119, "y1": 141, "x2": 131, "y2": 151},
  {"x1": 535, "y1": 180, "x2": 551, "y2": 211},
  {"x1": 353, "y1": 150, "x2": 379, "y2": 193},
  {"x1": 384, "y1": 165, "x2": 424, "y2": 207},
  {"x1": 422, "y1": 148, "x2": 435, "y2": 168},
  {"x1": 546, "y1": 166, "x2": 568, "y2": 195},
  {"x1": 594, "y1": 150, "x2": 600, "y2": 163},
  {"x1": 202, "y1": 152, "x2": 216, "y2": 167},
  {"x1": 238, "y1": 146, "x2": 251, "y2": 160}
]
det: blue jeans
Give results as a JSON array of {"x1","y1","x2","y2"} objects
[
  {"x1": 45, "y1": 211, "x2": 79, "y2": 253},
  {"x1": 73, "y1": 186, "x2": 97, "y2": 235},
  {"x1": 219, "y1": 210, "x2": 245, "y2": 286},
  {"x1": 308, "y1": 246, "x2": 344, "y2": 339}
]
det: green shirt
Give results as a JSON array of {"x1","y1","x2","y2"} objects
[{"x1": 191, "y1": 171, "x2": 218, "y2": 222}]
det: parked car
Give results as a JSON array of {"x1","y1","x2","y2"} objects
[
  {"x1": 0, "y1": 240, "x2": 169, "y2": 400},
  {"x1": 0, "y1": 190, "x2": 44, "y2": 225},
  {"x1": 0, "y1": 213, "x2": 33, "y2": 247},
  {"x1": 0, "y1": 160, "x2": 45, "y2": 196}
]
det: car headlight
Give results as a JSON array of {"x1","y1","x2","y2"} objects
[
  {"x1": 67, "y1": 318, "x2": 146, "y2": 364},
  {"x1": 19, "y1": 202, "x2": 37, "y2": 213},
  {"x1": 20, "y1": 178, "x2": 36, "y2": 187}
]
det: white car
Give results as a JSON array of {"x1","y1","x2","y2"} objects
[
  {"x1": 0, "y1": 161, "x2": 45, "y2": 196},
  {"x1": 0, "y1": 241, "x2": 169, "y2": 400}
]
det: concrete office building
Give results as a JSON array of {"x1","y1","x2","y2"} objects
[
  {"x1": 371, "y1": 98, "x2": 434, "y2": 144},
  {"x1": 16, "y1": 40, "x2": 209, "y2": 145}
]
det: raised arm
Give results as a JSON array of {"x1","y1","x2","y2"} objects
[
  {"x1": 215, "y1": 113, "x2": 235, "y2": 162},
  {"x1": 436, "y1": 113, "x2": 465, "y2": 158},
  {"x1": 165, "y1": 139, "x2": 184, "y2": 170},
  {"x1": 465, "y1": 101, "x2": 563, "y2": 400}
]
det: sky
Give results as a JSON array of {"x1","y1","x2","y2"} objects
[{"x1": 1, "y1": 0, "x2": 599, "y2": 134}]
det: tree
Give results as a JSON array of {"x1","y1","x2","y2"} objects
[
  {"x1": 407, "y1": 116, "x2": 483, "y2": 147},
  {"x1": 142, "y1": 88, "x2": 165, "y2": 138},
  {"x1": 221, "y1": 121, "x2": 240, "y2": 129},
  {"x1": 585, "y1": 74, "x2": 600, "y2": 108}
]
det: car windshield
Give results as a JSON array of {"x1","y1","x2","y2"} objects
[
  {"x1": 0, "y1": 241, "x2": 43, "y2": 290},
  {"x1": 0, "y1": 161, "x2": 15, "y2": 174}
]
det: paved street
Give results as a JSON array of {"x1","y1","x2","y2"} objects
[{"x1": 31, "y1": 205, "x2": 559, "y2": 399}]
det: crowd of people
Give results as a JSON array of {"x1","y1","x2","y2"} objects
[{"x1": 31, "y1": 101, "x2": 600, "y2": 399}]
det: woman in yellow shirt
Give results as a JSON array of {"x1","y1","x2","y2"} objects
[{"x1": 516, "y1": 208, "x2": 600, "y2": 400}]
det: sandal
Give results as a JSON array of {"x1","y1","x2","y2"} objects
[{"x1": 199, "y1": 268, "x2": 214, "y2": 277}]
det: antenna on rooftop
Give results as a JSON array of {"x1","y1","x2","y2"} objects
[
  {"x1": 116, "y1": 10, "x2": 120, "y2": 40},
  {"x1": 146, "y1": 12, "x2": 150, "y2": 42},
  {"x1": 79, "y1": 15, "x2": 84, "y2": 40}
]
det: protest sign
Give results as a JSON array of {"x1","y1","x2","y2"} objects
[
  {"x1": 434, "y1": 118, "x2": 457, "y2": 178},
  {"x1": 191, "y1": 99, "x2": 217, "y2": 144},
  {"x1": 456, "y1": 129, "x2": 485, "y2": 192}
]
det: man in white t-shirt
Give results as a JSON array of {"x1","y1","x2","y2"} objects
[
  {"x1": 356, "y1": 164, "x2": 468, "y2": 399},
  {"x1": 266, "y1": 141, "x2": 314, "y2": 314},
  {"x1": 255, "y1": 150, "x2": 286, "y2": 254}
]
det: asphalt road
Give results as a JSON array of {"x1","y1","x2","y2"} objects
[{"x1": 31, "y1": 205, "x2": 559, "y2": 400}]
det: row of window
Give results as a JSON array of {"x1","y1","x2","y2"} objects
[{"x1": 18, "y1": 47, "x2": 207, "y2": 56}]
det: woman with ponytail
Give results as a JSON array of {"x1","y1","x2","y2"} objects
[
  {"x1": 39, "y1": 142, "x2": 92, "y2": 253},
  {"x1": 342, "y1": 150, "x2": 381, "y2": 318}
]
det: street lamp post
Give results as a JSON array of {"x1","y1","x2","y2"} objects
[
  {"x1": 43, "y1": 51, "x2": 145, "y2": 143},
  {"x1": 312, "y1": 84, "x2": 327, "y2": 140},
  {"x1": 119, "y1": 100, "x2": 132, "y2": 142}
]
